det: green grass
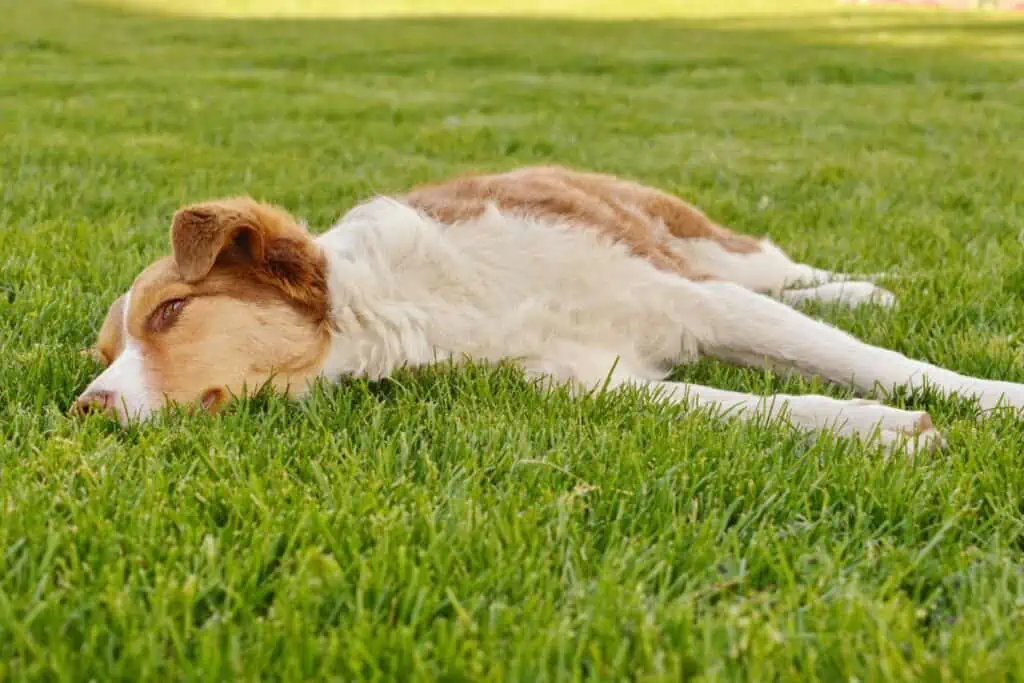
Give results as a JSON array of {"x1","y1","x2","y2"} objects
[
  {"x1": 96, "y1": 0, "x2": 837, "y2": 18},
  {"x1": 3, "y1": 0, "x2": 1024, "y2": 680}
]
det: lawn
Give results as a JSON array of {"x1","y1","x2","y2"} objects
[{"x1": 3, "y1": 0, "x2": 1024, "y2": 680}]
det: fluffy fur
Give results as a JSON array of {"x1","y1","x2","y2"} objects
[{"x1": 74, "y1": 166, "x2": 1024, "y2": 453}]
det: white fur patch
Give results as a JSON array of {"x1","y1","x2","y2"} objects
[
  {"x1": 81, "y1": 291, "x2": 156, "y2": 424},
  {"x1": 317, "y1": 199, "x2": 708, "y2": 383}
]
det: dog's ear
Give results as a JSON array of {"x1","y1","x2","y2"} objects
[
  {"x1": 170, "y1": 198, "x2": 329, "y2": 318},
  {"x1": 171, "y1": 198, "x2": 269, "y2": 282}
]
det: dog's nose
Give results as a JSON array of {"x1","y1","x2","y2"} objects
[{"x1": 72, "y1": 390, "x2": 117, "y2": 418}]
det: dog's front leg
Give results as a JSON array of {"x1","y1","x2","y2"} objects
[{"x1": 519, "y1": 345, "x2": 942, "y2": 454}]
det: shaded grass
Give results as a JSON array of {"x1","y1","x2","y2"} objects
[{"x1": 2, "y1": 0, "x2": 1024, "y2": 680}]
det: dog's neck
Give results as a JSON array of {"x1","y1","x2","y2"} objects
[{"x1": 311, "y1": 198, "x2": 442, "y2": 384}]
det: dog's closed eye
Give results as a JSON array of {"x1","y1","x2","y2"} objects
[{"x1": 147, "y1": 298, "x2": 188, "y2": 333}]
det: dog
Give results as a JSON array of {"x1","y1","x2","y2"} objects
[{"x1": 73, "y1": 166, "x2": 1024, "y2": 452}]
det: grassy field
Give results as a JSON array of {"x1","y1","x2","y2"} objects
[
  {"x1": 3, "y1": 0, "x2": 1024, "y2": 680},
  {"x1": 95, "y1": 0, "x2": 836, "y2": 18}
]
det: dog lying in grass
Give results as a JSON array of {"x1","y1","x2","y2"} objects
[{"x1": 74, "y1": 166, "x2": 1024, "y2": 452}]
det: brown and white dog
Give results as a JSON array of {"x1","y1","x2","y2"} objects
[{"x1": 74, "y1": 166, "x2": 1024, "y2": 452}]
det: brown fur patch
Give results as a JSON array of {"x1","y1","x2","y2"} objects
[
  {"x1": 406, "y1": 165, "x2": 761, "y2": 280},
  {"x1": 171, "y1": 197, "x2": 330, "y2": 321}
]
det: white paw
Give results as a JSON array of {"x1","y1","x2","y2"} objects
[
  {"x1": 875, "y1": 419, "x2": 946, "y2": 455},
  {"x1": 782, "y1": 282, "x2": 897, "y2": 309},
  {"x1": 836, "y1": 403, "x2": 944, "y2": 455},
  {"x1": 831, "y1": 282, "x2": 897, "y2": 308},
  {"x1": 862, "y1": 285, "x2": 897, "y2": 308}
]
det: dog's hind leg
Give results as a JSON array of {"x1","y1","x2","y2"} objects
[
  {"x1": 536, "y1": 166, "x2": 893, "y2": 306},
  {"x1": 622, "y1": 186, "x2": 896, "y2": 307},
  {"x1": 674, "y1": 235, "x2": 895, "y2": 308}
]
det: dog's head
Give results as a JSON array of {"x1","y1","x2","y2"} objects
[{"x1": 74, "y1": 198, "x2": 332, "y2": 424}]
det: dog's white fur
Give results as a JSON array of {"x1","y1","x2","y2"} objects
[
  {"x1": 82, "y1": 193, "x2": 1024, "y2": 454},
  {"x1": 312, "y1": 197, "x2": 1017, "y2": 453},
  {"x1": 84, "y1": 291, "x2": 156, "y2": 421}
]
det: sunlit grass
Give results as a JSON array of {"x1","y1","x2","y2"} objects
[{"x1": 101, "y1": 0, "x2": 836, "y2": 18}]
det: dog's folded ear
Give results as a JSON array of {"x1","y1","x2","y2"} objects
[
  {"x1": 171, "y1": 198, "x2": 329, "y2": 318},
  {"x1": 171, "y1": 198, "x2": 271, "y2": 282}
]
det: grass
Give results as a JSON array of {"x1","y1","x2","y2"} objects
[
  {"x1": 3, "y1": 0, "x2": 1024, "y2": 680},
  {"x1": 94, "y1": 0, "x2": 837, "y2": 18}
]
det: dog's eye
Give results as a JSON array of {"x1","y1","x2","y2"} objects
[{"x1": 150, "y1": 298, "x2": 188, "y2": 332}]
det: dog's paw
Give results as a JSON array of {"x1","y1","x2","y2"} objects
[
  {"x1": 873, "y1": 412, "x2": 946, "y2": 456},
  {"x1": 838, "y1": 403, "x2": 944, "y2": 455},
  {"x1": 831, "y1": 282, "x2": 897, "y2": 308},
  {"x1": 863, "y1": 285, "x2": 897, "y2": 308},
  {"x1": 782, "y1": 282, "x2": 897, "y2": 309}
]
